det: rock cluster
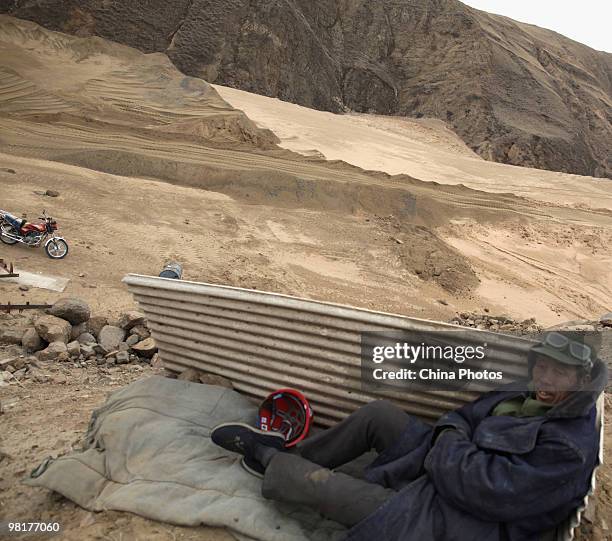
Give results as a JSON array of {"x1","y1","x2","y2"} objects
[
  {"x1": 449, "y1": 312, "x2": 543, "y2": 336},
  {"x1": 0, "y1": 298, "x2": 158, "y2": 386}
]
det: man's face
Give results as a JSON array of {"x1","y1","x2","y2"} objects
[{"x1": 532, "y1": 355, "x2": 580, "y2": 405}]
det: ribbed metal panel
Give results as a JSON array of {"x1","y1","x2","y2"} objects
[
  {"x1": 123, "y1": 273, "x2": 599, "y2": 540},
  {"x1": 122, "y1": 274, "x2": 534, "y2": 425}
]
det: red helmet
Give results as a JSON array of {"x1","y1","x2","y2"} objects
[{"x1": 257, "y1": 389, "x2": 313, "y2": 447}]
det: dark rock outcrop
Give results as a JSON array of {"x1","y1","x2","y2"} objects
[{"x1": 4, "y1": 0, "x2": 611, "y2": 177}]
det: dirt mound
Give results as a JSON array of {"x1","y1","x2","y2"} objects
[
  {"x1": 0, "y1": 15, "x2": 277, "y2": 149},
  {"x1": 4, "y1": 1, "x2": 610, "y2": 178}
]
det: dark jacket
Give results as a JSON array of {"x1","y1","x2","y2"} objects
[{"x1": 347, "y1": 359, "x2": 607, "y2": 541}]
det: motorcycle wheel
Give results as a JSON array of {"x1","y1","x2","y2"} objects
[
  {"x1": 0, "y1": 224, "x2": 19, "y2": 244},
  {"x1": 45, "y1": 239, "x2": 69, "y2": 259}
]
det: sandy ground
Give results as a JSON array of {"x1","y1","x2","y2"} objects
[
  {"x1": 214, "y1": 84, "x2": 612, "y2": 211},
  {"x1": 0, "y1": 14, "x2": 611, "y2": 541}
]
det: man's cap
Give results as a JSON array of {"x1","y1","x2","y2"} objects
[{"x1": 530, "y1": 334, "x2": 593, "y2": 370}]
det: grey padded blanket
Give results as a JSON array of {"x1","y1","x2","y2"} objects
[{"x1": 26, "y1": 376, "x2": 347, "y2": 541}]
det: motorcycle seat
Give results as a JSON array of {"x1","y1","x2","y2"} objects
[{"x1": 4, "y1": 213, "x2": 26, "y2": 230}]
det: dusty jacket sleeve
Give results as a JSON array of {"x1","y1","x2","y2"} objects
[{"x1": 423, "y1": 429, "x2": 587, "y2": 522}]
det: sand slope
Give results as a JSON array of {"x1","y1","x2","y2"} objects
[{"x1": 215, "y1": 84, "x2": 612, "y2": 211}]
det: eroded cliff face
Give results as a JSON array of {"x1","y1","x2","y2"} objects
[{"x1": 3, "y1": 0, "x2": 611, "y2": 177}]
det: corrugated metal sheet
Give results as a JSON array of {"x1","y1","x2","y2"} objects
[
  {"x1": 123, "y1": 274, "x2": 535, "y2": 425},
  {"x1": 123, "y1": 273, "x2": 601, "y2": 541}
]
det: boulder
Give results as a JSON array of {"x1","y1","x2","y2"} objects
[
  {"x1": 77, "y1": 332, "x2": 96, "y2": 345},
  {"x1": 125, "y1": 334, "x2": 140, "y2": 347},
  {"x1": 600, "y1": 313, "x2": 612, "y2": 328},
  {"x1": 88, "y1": 316, "x2": 109, "y2": 338},
  {"x1": 35, "y1": 315, "x2": 71, "y2": 343},
  {"x1": 38, "y1": 341, "x2": 69, "y2": 362},
  {"x1": 130, "y1": 324, "x2": 150, "y2": 340},
  {"x1": 49, "y1": 297, "x2": 90, "y2": 325},
  {"x1": 66, "y1": 340, "x2": 81, "y2": 357},
  {"x1": 116, "y1": 351, "x2": 130, "y2": 364},
  {"x1": 80, "y1": 344, "x2": 96, "y2": 358},
  {"x1": 70, "y1": 322, "x2": 89, "y2": 341},
  {"x1": 118, "y1": 311, "x2": 146, "y2": 331},
  {"x1": 98, "y1": 325, "x2": 126, "y2": 353},
  {"x1": 131, "y1": 337, "x2": 157, "y2": 358},
  {"x1": 22, "y1": 328, "x2": 44, "y2": 352}
]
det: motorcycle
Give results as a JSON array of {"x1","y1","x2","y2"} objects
[{"x1": 0, "y1": 209, "x2": 69, "y2": 259}]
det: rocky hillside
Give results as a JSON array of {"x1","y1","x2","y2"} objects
[{"x1": 2, "y1": 0, "x2": 611, "y2": 178}]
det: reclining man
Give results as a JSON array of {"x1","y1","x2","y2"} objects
[{"x1": 212, "y1": 332, "x2": 607, "y2": 541}]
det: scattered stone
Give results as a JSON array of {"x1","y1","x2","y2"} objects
[
  {"x1": 131, "y1": 337, "x2": 157, "y2": 358},
  {"x1": 557, "y1": 324, "x2": 596, "y2": 332},
  {"x1": 118, "y1": 342, "x2": 129, "y2": 352},
  {"x1": 66, "y1": 341, "x2": 81, "y2": 357},
  {"x1": 150, "y1": 353, "x2": 163, "y2": 368},
  {"x1": 1, "y1": 168, "x2": 16, "y2": 174},
  {"x1": 70, "y1": 322, "x2": 89, "y2": 340},
  {"x1": 199, "y1": 373, "x2": 233, "y2": 389},
  {"x1": 98, "y1": 325, "x2": 126, "y2": 353},
  {"x1": 38, "y1": 341, "x2": 69, "y2": 362},
  {"x1": 600, "y1": 313, "x2": 612, "y2": 328},
  {"x1": 177, "y1": 368, "x2": 200, "y2": 382},
  {"x1": 449, "y1": 312, "x2": 543, "y2": 336},
  {"x1": 27, "y1": 367, "x2": 49, "y2": 383},
  {"x1": 88, "y1": 316, "x2": 109, "y2": 338},
  {"x1": 130, "y1": 324, "x2": 150, "y2": 340},
  {"x1": 80, "y1": 345, "x2": 95, "y2": 359},
  {"x1": 0, "y1": 327, "x2": 25, "y2": 345},
  {"x1": 125, "y1": 334, "x2": 140, "y2": 347},
  {"x1": 115, "y1": 351, "x2": 130, "y2": 364},
  {"x1": 12, "y1": 357, "x2": 28, "y2": 371},
  {"x1": 49, "y1": 297, "x2": 91, "y2": 325},
  {"x1": 52, "y1": 373, "x2": 67, "y2": 385},
  {"x1": 35, "y1": 315, "x2": 71, "y2": 343},
  {"x1": 22, "y1": 328, "x2": 44, "y2": 352},
  {"x1": 437, "y1": 299, "x2": 448, "y2": 306},
  {"x1": 0, "y1": 356, "x2": 17, "y2": 369},
  {"x1": 18, "y1": 284, "x2": 30, "y2": 291},
  {"x1": 393, "y1": 237, "x2": 403, "y2": 244},
  {"x1": 45, "y1": 189, "x2": 60, "y2": 197},
  {"x1": 118, "y1": 311, "x2": 146, "y2": 331},
  {"x1": 77, "y1": 332, "x2": 96, "y2": 345}
]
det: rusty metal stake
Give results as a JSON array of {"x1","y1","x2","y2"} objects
[
  {"x1": 0, "y1": 301, "x2": 52, "y2": 313},
  {"x1": 0, "y1": 259, "x2": 19, "y2": 278}
]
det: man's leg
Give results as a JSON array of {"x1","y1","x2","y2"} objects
[
  {"x1": 297, "y1": 400, "x2": 410, "y2": 468},
  {"x1": 262, "y1": 452, "x2": 395, "y2": 527}
]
